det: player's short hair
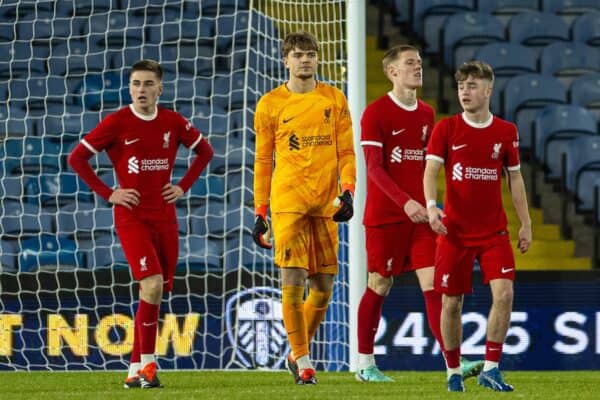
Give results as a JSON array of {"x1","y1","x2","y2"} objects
[
  {"x1": 382, "y1": 44, "x2": 420, "y2": 73},
  {"x1": 282, "y1": 31, "x2": 319, "y2": 57},
  {"x1": 455, "y1": 60, "x2": 494, "y2": 83},
  {"x1": 131, "y1": 60, "x2": 163, "y2": 80}
]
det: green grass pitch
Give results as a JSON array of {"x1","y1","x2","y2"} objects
[{"x1": 1, "y1": 371, "x2": 599, "y2": 399}]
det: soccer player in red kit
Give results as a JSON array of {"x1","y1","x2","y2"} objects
[
  {"x1": 424, "y1": 61, "x2": 531, "y2": 392},
  {"x1": 356, "y1": 45, "x2": 482, "y2": 382},
  {"x1": 68, "y1": 60, "x2": 213, "y2": 389}
]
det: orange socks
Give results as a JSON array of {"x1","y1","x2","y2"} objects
[
  {"x1": 282, "y1": 285, "x2": 308, "y2": 359},
  {"x1": 304, "y1": 289, "x2": 332, "y2": 343}
]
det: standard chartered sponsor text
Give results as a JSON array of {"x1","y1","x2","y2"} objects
[
  {"x1": 465, "y1": 166, "x2": 497, "y2": 181},
  {"x1": 302, "y1": 135, "x2": 332, "y2": 147},
  {"x1": 141, "y1": 158, "x2": 169, "y2": 171},
  {"x1": 403, "y1": 148, "x2": 424, "y2": 161}
]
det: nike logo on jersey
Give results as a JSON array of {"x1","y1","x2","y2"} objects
[
  {"x1": 501, "y1": 267, "x2": 514, "y2": 274},
  {"x1": 142, "y1": 322, "x2": 157, "y2": 327},
  {"x1": 282, "y1": 116, "x2": 296, "y2": 123},
  {"x1": 392, "y1": 128, "x2": 406, "y2": 135},
  {"x1": 125, "y1": 138, "x2": 140, "y2": 145},
  {"x1": 452, "y1": 144, "x2": 467, "y2": 151}
]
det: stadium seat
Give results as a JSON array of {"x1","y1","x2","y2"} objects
[
  {"x1": 56, "y1": 202, "x2": 114, "y2": 239},
  {"x1": 392, "y1": 0, "x2": 410, "y2": 24},
  {"x1": 147, "y1": 12, "x2": 213, "y2": 43},
  {"x1": 571, "y1": 12, "x2": 600, "y2": 46},
  {"x1": 177, "y1": 236, "x2": 222, "y2": 272},
  {"x1": 533, "y1": 105, "x2": 597, "y2": 180},
  {"x1": 503, "y1": 74, "x2": 567, "y2": 151},
  {"x1": 2, "y1": 136, "x2": 61, "y2": 175},
  {"x1": 223, "y1": 234, "x2": 273, "y2": 271},
  {"x1": 72, "y1": 0, "x2": 120, "y2": 16},
  {"x1": 477, "y1": 0, "x2": 540, "y2": 25},
  {"x1": 226, "y1": 170, "x2": 253, "y2": 207},
  {"x1": 564, "y1": 136, "x2": 600, "y2": 203},
  {"x1": 508, "y1": 11, "x2": 570, "y2": 54},
  {"x1": 81, "y1": 233, "x2": 128, "y2": 269},
  {"x1": 18, "y1": 234, "x2": 84, "y2": 272},
  {"x1": 201, "y1": 0, "x2": 248, "y2": 16},
  {"x1": 48, "y1": 40, "x2": 106, "y2": 78},
  {"x1": 540, "y1": 42, "x2": 599, "y2": 86},
  {"x1": 208, "y1": 134, "x2": 245, "y2": 173},
  {"x1": 474, "y1": 42, "x2": 538, "y2": 114},
  {"x1": 0, "y1": 239, "x2": 18, "y2": 272},
  {"x1": 75, "y1": 73, "x2": 130, "y2": 111},
  {"x1": 0, "y1": 175, "x2": 39, "y2": 205},
  {"x1": 542, "y1": 0, "x2": 599, "y2": 24},
  {"x1": 188, "y1": 173, "x2": 226, "y2": 205},
  {"x1": 570, "y1": 73, "x2": 600, "y2": 119},
  {"x1": 39, "y1": 171, "x2": 94, "y2": 207},
  {"x1": 440, "y1": 12, "x2": 505, "y2": 68},
  {"x1": 413, "y1": 0, "x2": 474, "y2": 53},
  {"x1": 0, "y1": 202, "x2": 54, "y2": 240}
]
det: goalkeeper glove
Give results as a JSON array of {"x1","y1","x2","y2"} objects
[
  {"x1": 253, "y1": 205, "x2": 272, "y2": 249},
  {"x1": 332, "y1": 189, "x2": 354, "y2": 222}
]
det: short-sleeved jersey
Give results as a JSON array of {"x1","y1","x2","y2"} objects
[
  {"x1": 426, "y1": 112, "x2": 520, "y2": 246},
  {"x1": 81, "y1": 104, "x2": 202, "y2": 216},
  {"x1": 361, "y1": 94, "x2": 435, "y2": 226},
  {"x1": 253, "y1": 82, "x2": 356, "y2": 216}
]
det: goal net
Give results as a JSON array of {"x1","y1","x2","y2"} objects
[{"x1": 0, "y1": 0, "x2": 350, "y2": 371}]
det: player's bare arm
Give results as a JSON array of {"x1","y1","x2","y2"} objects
[
  {"x1": 508, "y1": 170, "x2": 532, "y2": 254},
  {"x1": 108, "y1": 188, "x2": 141, "y2": 210},
  {"x1": 404, "y1": 199, "x2": 429, "y2": 224},
  {"x1": 423, "y1": 159, "x2": 447, "y2": 235}
]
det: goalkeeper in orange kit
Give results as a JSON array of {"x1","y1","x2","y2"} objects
[{"x1": 252, "y1": 31, "x2": 356, "y2": 385}]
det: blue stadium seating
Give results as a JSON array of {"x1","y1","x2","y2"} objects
[
  {"x1": 477, "y1": 0, "x2": 540, "y2": 24},
  {"x1": 0, "y1": 202, "x2": 54, "y2": 239},
  {"x1": 533, "y1": 105, "x2": 597, "y2": 180},
  {"x1": 564, "y1": 136, "x2": 600, "y2": 201},
  {"x1": 75, "y1": 73, "x2": 130, "y2": 111},
  {"x1": 200, "y1": 0, "x2": 248, "y2": 16},
  {"x1": 177, "y1": 235, "x2": 221, "y2": 272},
  {"x1": 188, "y1": 174, "x2": 226, "y2": 204},
  {"x1": 474, "y1": 42, "x2": 538, "y2": 114},
  {"x1": 223, "y1": 234, "x2": 273, "y2": 270},
  {"x1": 503, "y1": 74, "x2": 567, "y2": 150},
  {"x1": 441, "y1": 12, "x2": 505, "y2": 68},
  {"x1": 0, "y1": 175, "x2": 38, "y2": 205},
  {"x1": 542, "y1": 0, "x2": 599, "y2": 24},
  {"x1": 508, "y1": 11, "x2": 570, "y2": 53},
  {"x1": 414, "y1": 0, "x2": 474, "y2": 53},
  {"x1": 147, "y1": 13, "x2": 213, "y2": 43},
  {"x1": 570, "y1": 73, "x2": 600, "y2": 119},
  {"x1": 2, "y1": 136, "x2": 61, "y2": 175},
  {"x1": 540, "y1": 42, "x2": 600, "y2": 86},
  {"x1": 81, "y1": 233, "x2": 128, "y2": 269},
  {"x1": 56, "y1": 202, "x2": 114, "y2": 239},
  {"x1": 571, "y1": 12, "x2": 600, "y2": 46},
  {"x1": 0, "y1": 239, "x2": 18, "y2": 272},
  {"x1": 18, "y1": 234, "x2": 84, "y2": 272}
]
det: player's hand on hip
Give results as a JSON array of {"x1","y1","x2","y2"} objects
[
  {"x1": 427, "y1": 205, "x2": 447, "y2": 235},
  {"x1": 404, "y1": 199, "x2": 429, "y2": 224},
  {"x1": 332, "y1": 190, "x2": 354, "y2": 222},
  {"x1": 109, "y1": 188, "x2": 141, "y2": 210},
  {"x1": 518, "y1": 224, "x2": 532, "y2": 254},
  {"x1": 252, "y1": 215, "x2": 273, "y2": 249},
  {"x1": 162, "y1": 183, "x2": 184, "y2": 204}
]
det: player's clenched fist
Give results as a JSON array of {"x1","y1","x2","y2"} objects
[
  {"x1": 332, "y1": 190, "x2": 354, "y2": 222},
  {"x1": 109, "y1": 188, "x2": 141, "y2": 210},
  {"x1": 252, "y1": 214, "x2": 272, "y2": 249}
]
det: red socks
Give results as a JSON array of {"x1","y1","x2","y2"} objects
[
  {"x1": 136, "y1": 299, "x2": 160, "y2": 355},
  {"x1": 485, "y1": 340, "x2": 503, "y2": 362},
  {"x1": 357, "y1": 287, "x2": 385, "y2": 354},
  {"x1": 423, "y1": 289, "x2": 444, "y2": 351}
]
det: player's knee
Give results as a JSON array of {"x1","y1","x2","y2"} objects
[
  {"x1": 442, "y1": 295, "x2": 463, "y2": 316},
  {"x1": 140, "y1": 274, "x2": 164, "y2": 299},
  {"x1": 367, "y1": 273, "x2": 392, "y2": 296},
  {"x1": 306, "y1": 288, "x2": 331, "y2": 308},
  {"x1": 492, "y1": 287, "x2": 513, "y2": 309}
]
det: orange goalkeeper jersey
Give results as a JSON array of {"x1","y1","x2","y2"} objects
[{"x1": 253, "y1": 82, "x2": 356, "y2": 216}]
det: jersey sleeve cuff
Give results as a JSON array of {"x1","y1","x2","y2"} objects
[
  {"x1": 360, "y1": 140, "x2": 383, "y2": 148},
  {"x1": 425, "y1": 154, "x2": 444, "y2": 164},
  {"x1": 81, "y1": 139, "x2": 98, "y2": 154},
  {"x1": 507, "y1": 164, "x2": 520, "y2": 171}
]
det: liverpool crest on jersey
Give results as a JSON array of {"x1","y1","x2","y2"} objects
[
  {"x1": 163, "y1": 131, "x2": 171, "y2": 149},
  {"x1": 491, "y1": 143, "x2": 502, "y2": 159}
]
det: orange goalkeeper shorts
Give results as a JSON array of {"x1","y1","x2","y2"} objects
[{"x1": 271, "y1": 212, "x2": 338, "y2": 275}]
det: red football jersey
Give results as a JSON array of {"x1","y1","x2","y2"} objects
[
  {"x1": 80, "y1": 104, "x2": 202, "y2": 216},
  {"x1": 361, "y1": 93, "x2": 435, "y2": 226},
  {"x1": 426, "y1": 112, "x2": 520, "y2": 246}
]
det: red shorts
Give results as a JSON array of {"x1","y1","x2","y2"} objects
[
  {"x1": 434, "y1": 234, "x2": 515, "y2": 295},
  {"x1": 365, "y1": 222, "x2": 436, "y2": 277},
  {"x1": 115, "y1": 211, "x2": 179, "y2": 292}
]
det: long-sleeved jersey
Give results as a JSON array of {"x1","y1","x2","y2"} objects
[{"x1": 253, "y1": 82, "x2": 356, "y2": 216}]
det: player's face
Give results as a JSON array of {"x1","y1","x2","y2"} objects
[
  {"x1": 388, "y1": 50, "x2": 422, "y2": 89},
  {"x1": 457, "y1": 76, "x2": 492, "y2": 113},
  {"x1": 284, "y1": 47, "x2": 318, "y2": 80},
  {"x1": 129, "y1": 70, "x2": 162, "y2": 114}
]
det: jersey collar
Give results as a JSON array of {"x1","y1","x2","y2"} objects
[
  {"x1": 129, "y1": 104, "x2": 158, "y2": 121},
  {"x1": 387, "y1": 92, "x2": 418, "y2": 111},
  {"x1": 461, "y1": 111, "x2": 493, "y2": 129}
]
